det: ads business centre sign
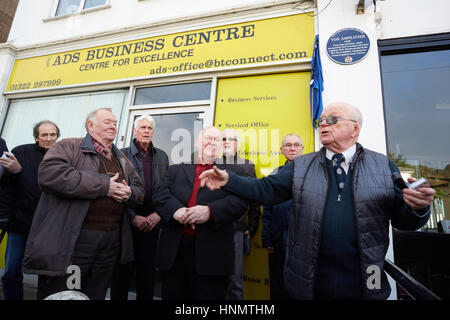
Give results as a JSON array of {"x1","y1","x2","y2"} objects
[{"x1": 6, "y1": 13, "x2": 314, "y2": 93}]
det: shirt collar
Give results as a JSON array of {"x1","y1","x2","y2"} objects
[
  {"x1": 134, "y1": 139, "x2": 152, "y2": 157},
  {"x1": 91, "y1": 136, "x2": 109, "y2": 157},
  {"x1": 325, "y1": 144, "x2": 357, "y2": 165}
]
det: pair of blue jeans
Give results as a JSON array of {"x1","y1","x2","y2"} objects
[{"x1": 1, "y1": 232, "x2": 27, "y2": 300}]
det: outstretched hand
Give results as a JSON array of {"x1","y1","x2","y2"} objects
[
  {"x1": 402, "y1": 177, "x2": 435, "y2": 211},
  {"x1": 199, "y1": 166, "x2": 229, "y2": 190}
]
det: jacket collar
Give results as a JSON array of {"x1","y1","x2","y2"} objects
[
  {"x1": 80, "y1": 134, "x2": 123, "y2": 160},
  {"x1": 130, "y1": 138, "x2": 155, "y2": 157},
  {"x1": 319, "y1": 142, "x2": 364, "y2": 164},
  {"x1": 34, "y1": 142, "x2": 48, "y2": 155}
]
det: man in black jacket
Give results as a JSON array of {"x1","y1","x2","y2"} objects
[
  {"x1": 222, "y1": 129, "x2": 260, "y2": 300},
  {"x1": 153, "y1": 126, "x2": 247, "y2": 300},
  {"x1": 0, "y1": 121, "x2": 60, "y2": 300},
  {"x1": 111, "y1": 114, "x2": 169, "y2": 300}
]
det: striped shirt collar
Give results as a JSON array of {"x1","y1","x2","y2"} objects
[{"x1": 91, "y1": 136, "x2": 110, "y2": 157}]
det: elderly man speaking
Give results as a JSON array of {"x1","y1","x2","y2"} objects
[{"x1": 199, "y1": 102, "x2": 435, "y2": 300}]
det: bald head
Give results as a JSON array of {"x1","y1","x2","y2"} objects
[
  {"x1": 196, "y1": 126, "x2": 222, "y2": 164},
  {"x1": 318, "y1": 102, "x2": 362, "y2": 153},
  {"x1": 325, "y1": 102, "x2": 363, "y2": 128}
]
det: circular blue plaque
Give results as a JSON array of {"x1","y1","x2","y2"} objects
[{"x1": 326, "y1": 28, "x2": 370, "y2": 64}]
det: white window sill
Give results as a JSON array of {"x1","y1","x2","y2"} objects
[{"x1": 42, "y1": 4, "x2": 111, "y2": 23}]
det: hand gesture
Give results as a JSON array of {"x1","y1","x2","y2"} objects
[
  {"x1": 0, "y1": 152, "x2": 22, "y2": 174},
  {"x1": 132, "y1": 215, "x2": 148, "y2": 231},
  {"x1": 183, "y1": 205, "x2": 211, "y2": 225},
  {"x1": 107, "y1": 173, "x2": 131, "y2": 202},
  {"x1": 120, "y1": 179, "x2": 132, "y2": 201},
  {"x1": 173, "y1": 207, "x2": 187, "y2": 224},
  {"x1": 143, "y1": 212, "x2": 161, "y2": 231},
  {"x1": 199, "y1": 166, "x2": 229, "y2": 190},
  {"x1": 402, "y1": 177, "x2": 435, "y2": 211}
]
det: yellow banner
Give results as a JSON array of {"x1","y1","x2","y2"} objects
[
  {"x1": 6, "y1": 13, "x2": 314, "y2": 92},
  {"x1": 214, "y1": 72, "x2": 314, "y2": 299}
]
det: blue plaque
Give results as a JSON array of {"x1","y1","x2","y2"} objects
[{"x1": 326, "y1": 28, "x2": 370, "y2": 64}]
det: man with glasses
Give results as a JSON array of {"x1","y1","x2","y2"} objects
[
  {"x1": 153, "y1": 126, "x2": 247, "y2": 300},
  {"x1": 222, "y1": 129, "x2": 261, "y2": 300},
  {"x1": 262, "y1": 133, "x2": 303, "y2": 300},
  {"x1": 199, "y1": 102, "x2": 435, "y2": 300}
]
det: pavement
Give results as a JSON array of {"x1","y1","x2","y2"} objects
[{"x1": 0, "y1": 268, "x2": 162, "y2": 300}]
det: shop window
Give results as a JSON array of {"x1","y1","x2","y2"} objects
[
  {"x1": 134, "y1": 82, "x2": 211, "y2": 105},
  {"x1": 55, "y1": 0, "x2": 108, "y2": 16},
  {"x1": 1, "y1": 90, "x2": 127, "y2": 149},
  {"x1": 380, "y1": 34, "x2": 450, "y2": 231}
]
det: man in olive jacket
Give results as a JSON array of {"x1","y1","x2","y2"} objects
[{"x1": 23, "y1": 108, "x2": 144, "y2": 300}]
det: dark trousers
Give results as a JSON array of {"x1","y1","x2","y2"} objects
[
  {"x1": 37, "y1": 229, "x2": 120, "y2": 300},
  {"x1": 162, "y1": 234, "x2": 228, "y2": 300},
  {"x1": 110, "y1": 227, "x2": 158, "y2": 300},
  {"x1": 268, "y1": 249, "x2": 291, "y2": 300}
]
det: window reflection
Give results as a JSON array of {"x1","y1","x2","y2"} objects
[
  {"x1": 134, "y1": 82, "x2": 211, "y2": 105},
  {"x1": 132, "y1": 113, "x2": 203, "y2": 165},
  {"x1": 56, "y1": 0, "x2": 80, "y2": 16},
  {"x1": 84, "y1": 0, "x2": 106, "y2": 9},
  {"x1": 382, "y1": 49, "x2": 450, "y2": 230}
]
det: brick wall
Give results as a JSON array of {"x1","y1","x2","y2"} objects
[{"x1": 0, "y1": 0, "x2": 19, "y2": 43}]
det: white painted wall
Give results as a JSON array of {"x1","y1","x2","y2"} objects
[
  {"x1": 0, "y1": 48, "x2": 16, "y2": 125},
  {"x1": 8, "y1": 0, "x2": 298, "y2": 48},
  {"x1": 377, "y1": 0, "x2": 450, "y2": 39},
  {"x1": 316, "y1": 0, "x2": 386, "y2": 154}
]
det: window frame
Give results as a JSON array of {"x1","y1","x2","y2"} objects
[
  {"x1": 378, "y1": 32, "x2": 450, "y2": 158},
  {"x1": 48, "y1": 0, "x2": 111, "y2": 20}
]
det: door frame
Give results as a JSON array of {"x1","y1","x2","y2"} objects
[{"x1": 124, "y1": 105, "x2": 211, "y2": 148}]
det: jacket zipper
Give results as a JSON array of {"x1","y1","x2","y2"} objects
[
  {"x1": 311, "y1": 159, "x2": 330, "y2": 298},
  {"x1": 351, "y1": 149, "x2": 366, "y2": 299}
]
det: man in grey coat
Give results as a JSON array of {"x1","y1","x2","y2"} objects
[
  {"x1": 199, "y1": 102, "x2": 435, "y2": 300},
  {"x1": 23, "y1": 108, "x2": 144, "y2": 300}
]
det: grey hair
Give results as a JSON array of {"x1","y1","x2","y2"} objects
[
  {"x1": 85, "y1": 108, "x2": 113, "y2": 132},
  {"x1": 134, "y1": 114, "x2": 155, "y2": 129},
  {"x1": 282, "y1": 133, "x2": 303, "y2": 147},
  {"x1": 222, "y1": 128, "x2": 241, "y2": 147}
]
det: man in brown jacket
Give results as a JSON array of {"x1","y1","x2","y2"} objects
[{"x1": 22, "y1": 108, "x2": 144, "y2": 300}]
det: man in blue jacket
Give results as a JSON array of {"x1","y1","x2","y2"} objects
[
  {"x1": 262, "y1": 133, "x2": 303, "y2": 300},
  {"x1": 199, "y1": 102, "x2": 435, "y2": 300}
]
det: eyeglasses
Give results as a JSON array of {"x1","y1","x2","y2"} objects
[
  {"x1": 203, "y1": 136, "x2": 222, "y2": 142},
  {"x1": 283, "y1": 143, "x2": 303, "y2": 149},
  {"x1": 315, "y1": 115, "x2": 357, "y2": 127},
  {"x1": 223, "y1": 137, "x2": 237, "y2": 142}
]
